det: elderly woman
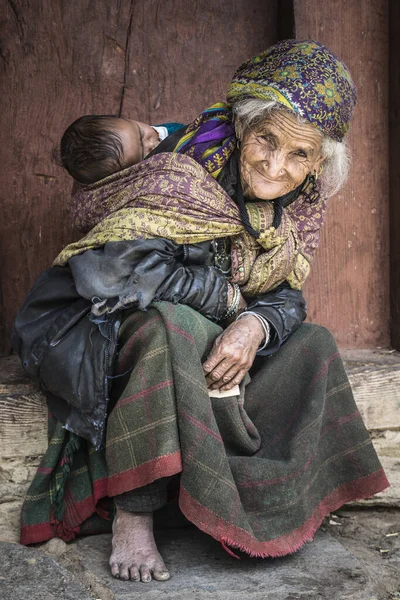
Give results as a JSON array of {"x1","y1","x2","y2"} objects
[{"x1": 15, "y1": 40, "x2": 388, "y2": 583}]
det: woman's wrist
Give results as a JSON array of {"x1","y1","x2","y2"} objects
[
  {"x1": 236, "y1": 312, "x2": 270, "y2": 349},
  {"x1": 222, "y1": 283, "x2": 242, "y2": 321}
]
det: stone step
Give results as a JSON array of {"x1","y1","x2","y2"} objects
[
  {"x1": 1, "y1": 524, "x2": 393, "y2": 600},
  {"x1": 0, "y1": 541, "x2": 92, "y2": 600}
]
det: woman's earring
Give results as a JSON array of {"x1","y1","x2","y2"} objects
[
  {"x1": 237, "y1": 139, "x2": 241, "y2": 150},
  {"x1": 314, "y1": 165, "x2": 324, "y2": 181}
]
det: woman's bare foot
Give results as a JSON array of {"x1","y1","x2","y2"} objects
[{"x1": 109, "y1": 508, "x2": 170, "y2": 582}]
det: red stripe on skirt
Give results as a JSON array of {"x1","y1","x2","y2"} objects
[
  {"x1": 116, "y1": 379, "x2": 173, "y2": 408},
  {"x1": 20, "y1": 477, "x2": 109, "y2": 545},
  {"x1": 107, "y1": 450, "x2": 182, "y2": 497}
]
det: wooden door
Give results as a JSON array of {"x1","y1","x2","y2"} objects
[
  {"x1": 0, "y1": 0, "x2": 279, "y2": 355},
  {"x1": 295, "y1": 0, "x2": 390, "y2": 348}
]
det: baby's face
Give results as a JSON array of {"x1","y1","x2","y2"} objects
[{"x1": 112, "y1": 119, "x2": 160, "y2": 167}]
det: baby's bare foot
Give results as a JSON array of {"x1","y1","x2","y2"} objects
[{"x1": 109, "y1": 508, "x2": 170, "y2": 583}]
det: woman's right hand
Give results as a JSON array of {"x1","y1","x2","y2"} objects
[{"x1": 202, "y1": 313, "x2": 264, "y2": 391}]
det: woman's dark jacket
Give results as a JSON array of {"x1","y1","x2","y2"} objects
[{"x1": 13, "y1": 147, "x2": 307, "y2": 448}]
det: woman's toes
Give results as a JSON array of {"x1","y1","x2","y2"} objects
[
  {"x1": 140, "y1": 565, "x2": 152, "y2": 582},
  {"x1": 152, "y1": 568, "x2": 170, "y2": 581},
  {"x1": 119, "y1": 563, "x2": 130, "y2": 580},
  {"x1": 110, "y1": 561, "x2": 120, "y2": 579},
  {"x1": 129, "y1": 565, "x2": 140, "y2": 581}
]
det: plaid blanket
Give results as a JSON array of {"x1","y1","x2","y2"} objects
[{"x1": 21, "y1": 302, "x2": 388, "y2": 555}]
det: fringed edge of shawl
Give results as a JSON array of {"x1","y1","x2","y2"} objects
[
  {"x1": 20, "y1": 461, "x2": 389, "y2": 554},
  {"x1": 179, "y1": 469, "x2": 390, "y2": 559}
]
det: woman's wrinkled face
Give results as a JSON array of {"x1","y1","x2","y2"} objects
[{"x1": 239, "y1": 111, "x2": 325, "y2": 200}]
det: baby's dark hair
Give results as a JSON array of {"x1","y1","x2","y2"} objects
[{"x1": 59, "y1": 115, "x2": 124, "y2": 184}]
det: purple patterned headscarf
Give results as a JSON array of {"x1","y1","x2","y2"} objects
[{"x1": 227, "y1": 39, "x2": 357, "y2": 142}]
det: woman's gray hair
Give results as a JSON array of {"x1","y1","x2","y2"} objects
[{"x1": 232, "y1": 99, "x2": 350, "y2": 198}]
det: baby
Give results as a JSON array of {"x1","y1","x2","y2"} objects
[{"x1": 59, "y1": 115, "x2": 183, "y2": 184}]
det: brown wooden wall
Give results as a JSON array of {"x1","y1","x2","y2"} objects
[
  {"x1": 389, "y1": 0, "x2": 400, "y2": 350},
  {"x1": 0, "y1": 0, "x2": 279, "y2": 355},
  {"x1": 0, "y1": 0, "x2": 392, "y2": 354},
  {"x1": 295, "y1": 0, "x2": 390, "y2": 348}
]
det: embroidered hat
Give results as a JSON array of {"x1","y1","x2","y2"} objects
[{"x1": 227, "y1": 39, "x2": 357, "y2": 141}]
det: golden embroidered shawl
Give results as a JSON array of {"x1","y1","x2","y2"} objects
[{"x1": 54, "y1": 153, "x2": 327, "y2": 295}]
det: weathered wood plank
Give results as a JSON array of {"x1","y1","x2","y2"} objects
[
  {"x1": 0, "y1": 392, "x2": 47, "y2": 458},
  {"x1": 389, "y1": 0, "x2": 400, "y2": 350},
  {"x1": 121, "y1": 0, "x2": 278, "y2": 125},
  {"x1": 342, "y1": 349, "x2": 400, "y2": 430},
  {"x1": 352, "y1": 456, "x2": 400, "y2": 507},
  {"x1": 371, "y1": 430, "x2": 400, "y2": 457},
  {"x1": 358, "y1": 432, "x2": 400, "y2": 507},
  {"x1": 346, "y1": 372, "x2": 400, "y2": 431},
  {"x1": 0, "y1": 0, "x2": 134, "y2": 355},
  {"x1": 0, "y1": 0, "x2": 279, "y2": 356},
  {"x1": 295, "y1": 0, "x2": 390, "y2": 348}
]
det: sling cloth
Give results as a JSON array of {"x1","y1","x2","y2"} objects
[{"x1": 54, "y1": 153, "x2": 326, "y2": 295}]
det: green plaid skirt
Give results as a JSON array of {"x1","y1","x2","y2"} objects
[{"x1": 21, "y1": 302, "x2": 388, "y2": 556}]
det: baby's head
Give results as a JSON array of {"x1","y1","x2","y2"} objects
[{"x1": 60, "y1": 115, "x2": 160, "y2": 184}]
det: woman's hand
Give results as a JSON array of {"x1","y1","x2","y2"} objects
[{"x1": 203, "y1": 314, "x2": 265, "y2": 391}]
